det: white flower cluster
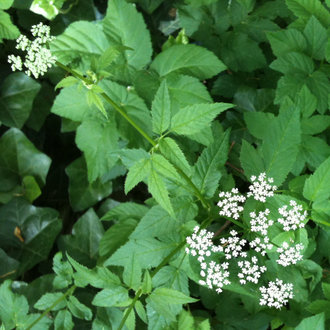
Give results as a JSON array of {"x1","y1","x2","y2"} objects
[
  {"x1": 259, "y1": 279, "x2": 294, "y2": 309},
  {"x1": 278, "y1": 200, "x2": 307, "y2": 231},
  {"x1": 247, "y1": 173, "x2": 277, "y2": 202},
  {"x1": 250, "y1": 209, "x2": 274, "y2": 236},
  {"x1": 249, "y1": 237, "x2": 273, "y2": 256},
  {"x1": 276, "y1": 242, "x2": 304, "y2": 267},
  {"x1": 8, "y1": 23, "x2": 56, "y2": 79},
  {"x1": 199, "y1": 261, "x2": 231, "y2": 294},
  {"x1": 220, "y1": 230, "x2": 247, "y2": 259},
  {"x1": 218, "y1": 188, "x2": 246, "y2": 219},
  {"x1": 238, "y1": 256, "x2": 267, "y2": 284}
]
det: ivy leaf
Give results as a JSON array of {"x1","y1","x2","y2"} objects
[
  {"x1": 151, "y1": 44, "x2": 226, "y2": 79},
  {"x1": 50, "y1": 21, "x2": 110, "y2": 65},
  {"x1": 261, "y1": 107, "x2": 301, "y2": 185},
  {"x1": 303, "y1": 156, "x2": 330, "y2": 202},
  {"x1": 58, "y1": 209, "x2": 104, "y2": 267},
  {"x1": 151, "y1": 79, "x2": 171, "y2": 135},
  {"x1": 103, "y1": 0, "x2": 152, "y2": 69},
  {"x1": 148, "y1": 165, "x2": 174, "y2": 216},
  {"x1": 0, "y1": 198, "x2": 61, "y2": 276},
  {"x1": 124, "y1": 157, "x2": 150, "y2": 194},
  {"x1": 76, "y1": 119, "x2": 118, "y2": 182},
  {"x1": 0, "y1": 73, "x2": 41, "y2": 128},
  {"x1": 170, "y1": 103, "x2": 232, "y2": 136},
  {"x1": 66, "y1": 157, "x2": 113, "y2": 212},
  {"x1": 192, "y1": 130, "x2": 230, "y2": 198}
]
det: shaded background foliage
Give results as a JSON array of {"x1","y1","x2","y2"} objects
[{"x1": 0, "y1": 0, "x2": 329, "y2": 329}]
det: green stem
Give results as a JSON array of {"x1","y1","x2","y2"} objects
[
  {"x1": 26, "y1": 285, "x2": 76, "y2": 330},
  {"x1": 55, "y1": 61, "x2": 210, "y2": 210}
]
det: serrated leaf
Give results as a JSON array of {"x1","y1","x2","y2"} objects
[
  {"x1": 76, "y1": 119, "x2": 118, "y2": 182},
  {"x1": 261, "y1": 106, "x2": 301, "y2": 185},
  {"x1": 55, "y1": 76, "x2": 79, "y2": 90},
  {"x1": 151, "y1": 44, "x2": 226, "y2": 79},
  {"x1": 322, "y1": 282, "x2": 330, "y2": 300},
  {"x1": 303, "y1": 16, "x2": 327, "y2": 60},
  {"x1": 97, "y1": 46, "x2": 121, "y2": 69},
  {"x1": 50, "y1": 21, "x2": 110, "y2": 65},
  {"x1": 34, "y1": 292, "x2": 67, "y2": 311},
  {"x1": 0, "y1": 73, "x2": 41, "y2": 128},
  {"x1": 151, "y1": 79, "x2": 171, "y2": 134},
  {"x1": 52, "y1": 252, "x2": 73, "y2": 289},
  {"x1": 86, "y1": 90, "x2": 108, "y2": 118},
  {"x1": 244, "y1": 112, "x2": 275, "y2": 140},
  {"x1": 303, "y1": 156, "x2": 330, "y2": 202},
  {"x1": 150, "y1": 287, "x2": 198, "y2": 304},
  {"x1": 295, "y1": 313, "x2": 325, "y2": 330},
  {"x1": 148, "y1": 166, "x2": 174, "y2": 216},
  {"x1": 159, "y1": 137, "x2": 192, "y2": 176},
  {"x1": 301, "y1": 115, "x2": 330, "y2": 134},
  {"x1": 123, "y1": 254, "x2": 142, "y2": 290},
  {"x1": 67, "y1": 296, "x2": 92, "y2": 320},
  {"x1": 92, "y1": 286, "x2": 129, "y2": 307},
  {"x1": 192, "y1": 130, "x2": 230, "y2": 198},
  {"x1": 103, "y1": 0, "x2": 152, "y2": 68},
  {"x1": 240, "y1": 140, "x2": 265, "y2": 180},
  {"x1": 170, "y1": 103, "x2": 232, "y2": 136},
  {"x1": 54, "y1": 310, "x2": 74, "y2": 330},
  {"x1": 101, "y1": 201, "x2": 148, "y2": 221},
  {"x1": 296, "y1": 85, "x2": 317, "y2": 118},
  {"x1": 124, "y1": 157, "x2": 150, "y2": 194},
  {"x1": 151, "y1": 153, "x2": 181, "y2": 181}
]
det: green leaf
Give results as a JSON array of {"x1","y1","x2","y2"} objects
[
  {"x1": 151, "y1": 153, "x2": 181, "y2": 182},
  {"x1": 30, "y1": 0, "x2": 63, "y2": 20},
  {"x1": 0, "y1": 73, "x2": 41, "y2": 128},
  {"x1": 50, "y1": 21, "x2": 110, "y2": 65},
  {"x1": 240, "y1": 140, "x2": 265, "y2": 180},
  {"x1": 58, "y1": 209, "x2": 104, "y2": 267},
  {"x1": 178, "y1": 310, "x2": 194, "y2": 330},
  {"x1": 0, "y1": 10, "x2": 19, "y2": 42},
  {"x1": 99, "y1": 218, "x2": 137, "y2": 257},
  {"x1": 0, "y1": 0, "x2": 14, "y2": 10},
  {"x1": 151, "y1": 79, "x2": 171, "y2": 134},
  {"x1": 286, "y1": 0, "x2": 330, "y2": 27},
  {"x1": 0, "y1": 280, "x2": 29, "y2": 329},
  {"x1": 170, "y1": 103, "x2": 232, "y2": 136},
  {"x1": 0, "y1": 248, "x2": 19, "y2": 280},
  {"x1": 67, "y1": 296, "x2": 92, "y2": 320},
  {"x1": 303, "y1": 16, "x2": 327, "y2": 60},
  {"x1": 150, "y1": 287, "x2": 198, "y2": 304},
  {"x1": 76, "y1": 119, "x2": 118, "y2": 182},
  {"x1": 135, "y1": 300, "x2": 147, "y2": 323},
  {"x1": 103, "y1": 0, "x2": 152, "y2": 69},
  {"x1": 101, "y1": 201, "x2": 148, "y2": 221},
  {"x1": 86, "y1": 90, "x2": 108, "y2": 118},
  {"x1": 159, "y1": 137, "x2": 192, "y2": 176},
  {"x1": 55, "y1": 76, "x2": 79, "y2": 90},
  {"x1": 65, "y1": 157, "x2": 112, "y2": 212},
  {"x1": 105, "y1": 238, "x2": 175, "y2": 269},
  {"x1": 244, "y1": 112, "x2": 275, "y2": 140},
  {"x1": 295, "y1": 313, "x2": 325, "y2": 330},
  {"x1": 124, "y1": 157, "x2": 150, "y2": 194},
  {"x1": 0, "y1": 198, "x2": 61, "y2": 276},
  {"x1": 151, "y1": 44, "x2": 226, "y2": 79},
  {"x1": 270, "y1": 51, "x2": 314, "y2": 75},
  {"x1": 92, "y1": 286, "x2": 129, "y2": 307},
  {"x1": 307, "y1": 300, "x2": 330, "y2": 319},
  {"x1": 148, "y1": 165, "x2": 174, "y2": 216},
  {"x1": 123, "y1": 254, "x2": 142, "y2": 290},
  {"x1": 261, "y1": 106, "x2": 301, "y2": 185},
  {"x1": 54, "y1": 310, "x2": 74, "y2": 330},
  {"x1": 267, "y1": 29, "x2": 307, "y2": 57},
  {"x1": 22, "y1": 176, "x2": 41, "y2": 203},
  {"x1": 192, "y1": 129, "x2": 230, "y2": 198},
  {"x1": 322, "y1": 282, "x2": 330, "y2": 300},
  {"x1": 141, "y1": 270, "x2": 152, "y2": 294},
  {"x1": 296, "y1": 85, "x2": 318, "y2": 118},
  {"x1": 52, "y1": 252, "x2": 73, "y2": 290},
  {"x1": 34, "y1": 292, "x2": 67, "y2": 311},
  {"x1": 311, "y1": 198, "x2": 330, "y2": 226},
  {"x1": 303, "y1": 156, "x2": 330, "y2": 202},
  {"x1": 219, "y1": 32, "x2": 267, "y2": 72},
  {"x1": 301, "y1": 115, "x2": 330, "y2": 134}
]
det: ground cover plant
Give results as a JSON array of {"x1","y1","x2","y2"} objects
[{"x1": 0, "y1": 0, "x2": 330, "y2": 329}]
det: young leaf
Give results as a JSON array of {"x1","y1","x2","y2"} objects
[
  {"x1": 148, "y1": 165, "x2": 174, "y2": 216},
  {"x1": 159, "y1": 137, "x2": 192, "y2": 176},
  {"x1": 124, "y1": 157, "x2": 151, "y2": 194},
  {"x1": 86, "y1": 90, "x2": 108, "y2": 119},
  {"x1": 150, "y1": 44, "x2": 226, "y2": 79},
  {"x1": 303, "y1": 156, "x2": 330, "y2": 202},
  {"x1": 170, "y1": 103, "x2": 232, "y2": 136},
  {"x1": 151, "y1": 79, "x2": 171, "y2": 134},
  {"x1": 55, "y1": 76, "x2": 79, "y2": 90},
  {"x1": 67, "y1": 296, "x2": 92, "y2": 321},
  {"x1": 192, "y1": 129, "x2": 230, "y2": 198}
]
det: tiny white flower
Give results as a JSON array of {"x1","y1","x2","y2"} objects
[
  {"x1": 220, "y1": 230, "x2": 247, "y2": 260},
  {"x1": 237, "y1": 256, "x2": 267, "y2": 285},
  {"x1": 259, "y1": 279, "x2": 294, "y2": 309},
  {"x1": 247, "y1": 173, "x2": 277, "y2": 203},
  {"x1": 278, "y1": 201, "x2": 307, "y2": 231},
  {"x1": 276, "y1": 242, "x2": 304, "y2": 267},
  {"x1": 249, "y1": 209, "x2": 274, "y2": 236},
  {"x1": 249, "y1": 236, "x2": 273, "y2": 256},
  {"x1": 218, "y1": 188, "x2": 246, "y2": 220}
]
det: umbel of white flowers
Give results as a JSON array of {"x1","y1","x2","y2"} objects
[
  {"x1": 186, "y1": 173, "x2": 307, "y2": 309},
  {"x1": 8, "y1": 23, "x2": 56, "y2": 79}
]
